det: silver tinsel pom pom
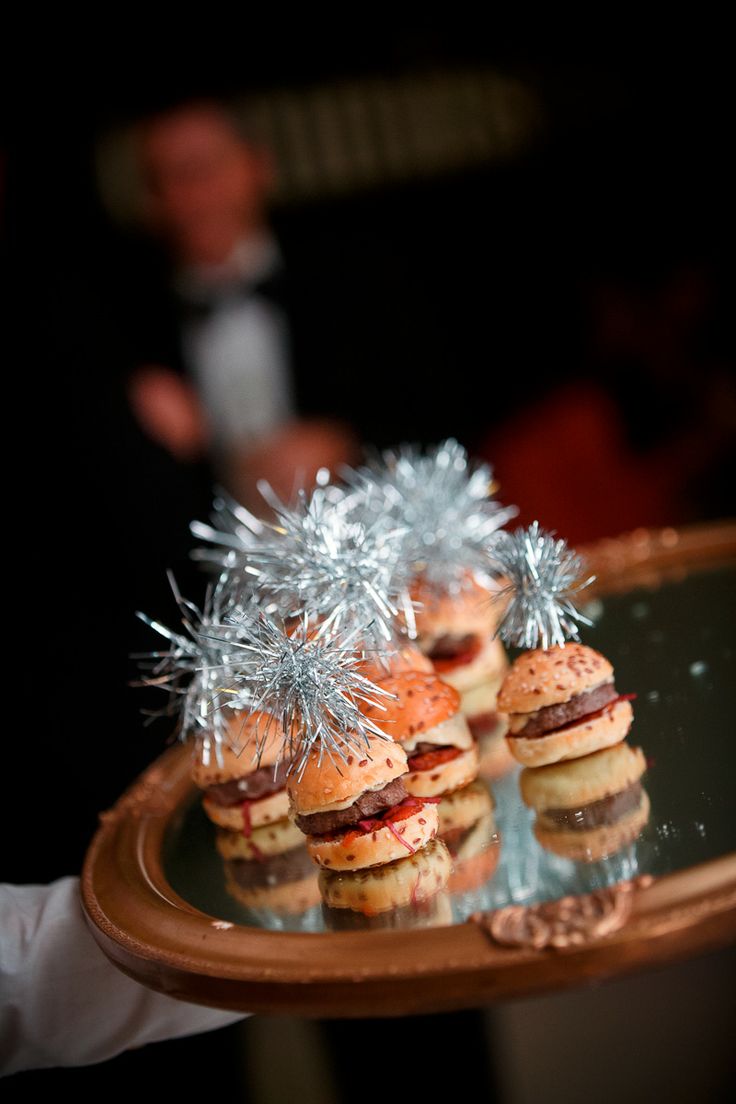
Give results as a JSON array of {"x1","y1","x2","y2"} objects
[
  {"x1": 222, "y1": 608, "x2": 395, "y2": 776},
  {"x1": 346, "y1": 438, "x2": 517, "y2": 593},
  {"x1": 487, "y1": 522, "x2": 595, "y2": 649},
  {"x1": 134, "y1": 573, "x2": 247, "y2": 765},
  {"x1": 242, "y1": 482, "x2": 412, "y2": 650},
  {"x1": 190, "y1": 487, "x2": 265, "y2": 575}
]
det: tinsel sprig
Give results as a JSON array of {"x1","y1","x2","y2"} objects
[
  {"x1": 220, "y1": 608, "x2": 396, "y2": 776},
  {"x1": 345, "y1": 438, "x2": 517, "y2": 593},
  {"x1": 133, "y1": 573, "x2": 246, "y2": 765},
  {"x1": 487, "y1": 521, "x2": 595, "y2": 649}
]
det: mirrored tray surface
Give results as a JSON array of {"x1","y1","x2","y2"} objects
[{"x1": 163, "y1": 562, "x2": 735, "y2": 933}]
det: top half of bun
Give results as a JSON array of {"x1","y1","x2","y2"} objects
[
  {"x1": 287, "y1": 734, "x2": 408, "y2": 816},
  {"x1": 498, "y1": 644, "x2": 614, "y2": 714},
  {"x1": 520, "y1": 741, "x2": 646, "y2": 810},
  {"x1": 191, "y1": 711, "x2": 286, "y2": 786},
  {"x1": 362, "y1": 670, "x2": 461, "y2": 741}
]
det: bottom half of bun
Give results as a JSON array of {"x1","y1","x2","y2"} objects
[
  {"x1": 306, "y1": 800, "x2": 439, "y2": 871},
  {"x1": 404, "y1": 743, "x2": 480, "y2": 797},
  {"x1": 506, "y1": 700, "x2": 633, "y2": 768},
  {"x1": 202, "y1": 787, "x2": 290, "y2": 832}
]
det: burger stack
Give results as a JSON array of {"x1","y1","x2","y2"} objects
[
  {"x1": 491, "y1": 528, "x2": 651, "y2": 862},
  {"x1": 192, "y1": 711, "x2": 320, "y2": 916},
  {"x1": 287, "y1": 734, "x2": 452, "y2": 922},
  {"x1": 347, "y1": 440, "x2": 518, "y2": 780},
  {"x1": 411, "y1": 574, "x2": 513, "y2": 778},
  {"x1": 354, "y1": 667, "x2": 502, "y2": 911}
]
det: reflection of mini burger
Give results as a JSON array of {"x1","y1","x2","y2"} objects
[
  {"x1": 216, "y1": 797, "x2": 320, "y2": 917},
  {"x1": 438, "y1": 780, "x2": 501, "y2": 893},
  {"x1": 222, "y1": 850, "x2": 321, "y2": 916},
  {"x1": 287, "y1": 735, "x2": 439, "y2": 871},
  {"x1": 364, "y1": 671, "x2": 479, "y2": 797},
  {"x1": 320, "y1": 837, "x2": 452, "y2": 922},
  {"x1": 192, "y1": 712, "x2": 290, "y2": 835},
  {"x1": 499, "y1": 644, "x2": 633, "y2": 767},
  {"x1": 520, "y1": 742, "x2": 650, "y2": 862}
]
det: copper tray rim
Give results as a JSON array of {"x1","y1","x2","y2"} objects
[{"x1": 81, "y1": 520, "x2": 736, "y2": 1015}]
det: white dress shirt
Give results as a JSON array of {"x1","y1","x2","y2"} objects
[
  {"x1": 1, "y1": 878, "x2": 245, "y2": 1074},
  {"x1": 177, "y1": 234, "x2": 295, "y2": 452}
]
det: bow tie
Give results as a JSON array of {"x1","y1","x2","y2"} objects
[{"x1": 178, "y1": 269, "x2": 289, "y2": 322}]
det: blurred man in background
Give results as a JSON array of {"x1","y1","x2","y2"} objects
[{"x1": 128, "y1": 100, "x2": 358, "y2": 510}]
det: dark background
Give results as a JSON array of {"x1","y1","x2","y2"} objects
[{"x1": 4, "y1": 29, "x2": 734, "y2": 1097}]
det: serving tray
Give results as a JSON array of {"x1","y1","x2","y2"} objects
[{"x1": 81, "y1": 521, "x2": 736, "y2": 1016}]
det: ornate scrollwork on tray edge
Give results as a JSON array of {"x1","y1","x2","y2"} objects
[
  {"x1": 470, "y1": 875, "x2": 655, "y2": 951},
  {"x1": 98, "y1": 762, "x2": 177, "y2": 825}
]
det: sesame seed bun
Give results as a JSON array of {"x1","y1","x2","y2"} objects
[
  {"x1": 362, "y1": 671, "x2": 462, "y2": 745},
  {"x1": 534, "y1": 790, "x2": 650, "y2": 863},
  {"x1": 498, "y1": 644, "x2": 614, "y2": 714},
  {"x1": 397, "y1": 712, "x2": 474, "y2": 757},
  {"x1": 286, "y1": 736, "x2": 407, "y2": 818},
  {"x1": 319, "y1": 837, "x2": 452, "y2": 915},
  {"x1": 191, "y1": 712, "x2": 284, "y2": 787},
  {"x1": 520, "y1": 742, "x2": 646, "y2": 811},
  {"x1": 405, "y1": 742, "x2": 480, "y2": 797},
  {"x1": 306, "y1": 802, "x2": 439, "y2": 871},
  {"x1": 202, "y1": 788, "x2": 290, "y2": 830},
  {"x1": 438, "y1": 635, "x2": 508, "y2": 693},
  {"x1": 506, "y1": 699, "x2": 633, "y2": 767},
  {"x1": 215, "y1": 818, "x2": 305, "y2": 861}
]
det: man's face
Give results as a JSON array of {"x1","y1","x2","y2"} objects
[{"x1": 140, "y1": 106, "x2": 270, "y2": 266}]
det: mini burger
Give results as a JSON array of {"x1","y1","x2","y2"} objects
[
  {"x1": 411, "y1": 574, "x2": 511, "y2": 763},
  {"x1": 412, "y1": 576, "x2": 507, "y2": 695},
  {"x1": 192, "y1": 711, "x2": 290, "y2": 836},
  {"x1": 363, "y1": 671, "x2": 479, "y2": 797},
  {"x1": 287, "y1": 734, "x2": 439, "y2": 871},
  {"x1": 498, "y1": 644, "x2": 634, "y2": 767},
  {"x1": 520, "y1": 742, "x2": 650, "y2": 862},
  {"x1": 411, "y1": 574, "x2": 497, "y2": 664},
  {"x1": 320, "y1": 837, "x2": 453, "y2": 924},
  {"x1": 437, "y1": 780, "x2": 501, "y2": 895}
]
